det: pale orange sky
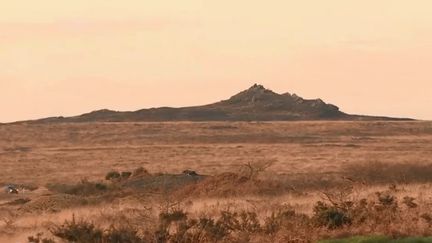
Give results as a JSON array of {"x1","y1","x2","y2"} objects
[{"x1": 1, "y1": 0, "x2": 432, "y2": 122}]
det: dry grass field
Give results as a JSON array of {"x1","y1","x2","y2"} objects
[{"x1": 1, "y1": 121, "x2": 432, "y2": 242}]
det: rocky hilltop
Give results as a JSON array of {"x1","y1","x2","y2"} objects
[{"x1": 25, "y1": 84, "x2": 410, "y2": 123}]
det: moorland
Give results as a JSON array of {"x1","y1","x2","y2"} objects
[{"x1": 1, "y1": 121, "x2": 432, "y2": 242}]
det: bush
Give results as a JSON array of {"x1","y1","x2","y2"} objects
[
  {"x1": 402, "y1": 196, "x2": 418, "y2": 208},
  {"x1": 132, "y1": 167, "x2": 150, "y2": 177},
  {"x1": 49, "y1": 216, "x2": 145, "y2": 243},
  {"x1": 50, "y1": 216, "x2": 103, "y2": 242},
  {"x1": 104, "y1": 226, "x2": 143, "y2": 243},
  {"x1": 105, "y1": 171, "x2": 121, "y2": 181},
  {"x1": 195, "y1": 216, "x2": 229, "y2": 241},
  {"x1": 121, "y1": 171, "x2": 132, "y2": 179},
  {"x1": 183, "y1": 210, "x2": 262, "y2": 242},
  {"x1": 27, "y1": 233, "x2": 55, "y2": 243},
  {"x1": 264, "y1": 209, "x2": 308, "y2": 235},
  {"x1": 159, "y1": 209, "x2": 188, "y2": 225},
  {"x1": 240, "y1": 160, "x2": 275, "y2": 181},
  {"x1": 375, "y1": 191, "x2": 399, "y2": 212},
  {"x1": 156, "y1": 208, "x2": 262, "y2": 242},
  {"x1": 313, "y1": 201, "x2": 351, "y2": 229},
  {"x1": 156, "y1": 209, "x2": 191, "y2": 243}
]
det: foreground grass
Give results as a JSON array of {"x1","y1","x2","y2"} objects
[
  {"x1": 14, "y1": 167, "x2": 432, "y2": 242},
  {"x1": 24, "y1": 183, "x2": 432, "y2": 242},
  {"x1": 320, "y1": 236, "x2": 432, "y2": 243}
]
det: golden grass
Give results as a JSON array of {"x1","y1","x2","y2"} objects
[
  {"x1": 0, "y1": 121, "x2": 432, "y2": 241},
  {"x1": 1, "y1": 121, "x2": 431, "y2": 185}
]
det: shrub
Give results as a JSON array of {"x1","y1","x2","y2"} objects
[
  {"x1": 421, "y1": 213, "x2": 432, "y2": 226},
  {"x1": 156, "y1": 208, "x2": 191, "y2": 243},
  {"x1": 376, "y1": 192, "x2": 396, "y2": 207},
  {"x1": 240, "y1": 160, "x2": 275, "y2": 181},
  {"x1": 196, "y1": 216, "x2": 229, "y2": 241},
  {"x1": 104, "y1": 226, "x2": 143, "y2": 243},
  {"x1": 375, "y1": 191, "x2": 399, "y2": 212},
  {"x1": 218, "y1": 211, "x2": 261, "y2": 233},
  {"x1": 187, "y1": 210, "x2": 262, "y2": 242},
  {"x1": 264, "y1": 209, "x2": 307, "y2": 235},
  {"x1": 121, "y1": 171, "x2": 132, "y2": 179},
  {"x1": 50, "y1": 216, "x2": 103, "y2": 243},
  {"x1": 132, "y1": 167, "x2": 150, "y2": 177},
  {"x1": 155, "y1": 208, "x2": 263, "y2": 242},
  {"x1": 27, "y1": 233, "x2": 55, "y2": 243},
  {"x1": 313, "y1": 201, "x2": 351, "y2": 229},
  {"x1": 237, "y1": 211, "x2": 261, "y2": 233},
  {"x1": 48, "y1": 216, "x2": 146, "y2": 243},
  {"x1": 105, "y1": 171, "x2": 121, "y2": 181}
]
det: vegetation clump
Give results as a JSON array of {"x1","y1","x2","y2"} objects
[
  {"x1": 121, "y1": 171, "x2": 132, "y2": 179},
  {"x1": 132, "y1": 167, "x2": 150, "y2": 177},
  {"x1": 105, "y1": 171, "x2": 121, "y2": 181},
  {"x1": 313, "y1": 201, "x2": 352, "y2": 229},
  {"x1": 47, "y1": 216, "x2": 145, "y2": 243},
  {"x1": 27, "y1": 233, "x2": 55, "y2": 243}
]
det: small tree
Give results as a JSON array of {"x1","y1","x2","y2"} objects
[{"x1": 241, "y1": 159, "x2": 275, "y2": 181}]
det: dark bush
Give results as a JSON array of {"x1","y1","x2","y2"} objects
[
  {"x1": 403, "y1": 196, "x2": 418, "y2": 208},
  {"x1": 132, "y1": 167, "x2": 150, "y2": 177},
  {"x1": 49, "y1": 216, "x2": 146, "y2": 243},
  {"x1": 105, "y1": 226, "x2": 143, "y2": 243},
  {"x1": 187, "y1": 210, "x2": 262, "y2": 242},
  {"x1": 155, "y1": 208, "x2": 263, "y2": 242},
  {"x1": 156, "y1": 208, "x2": 191, "y2": 242},
  {"x1": 376, "y1": 192, "x2": 396, "y2": 207},
  {"x1": 264, "y1": 209, "x2": 303, "y2": 234},
  {"x1": 159, "y1": 209, "x2": 188, "y2": 225},
  {"x1": 105, "y1": 171, "x2": 121, "y2": 181},
  {"x1": 196, "y1": 216, "x2": 229, "y2": 241},
  {"x1": 27, "y1": 233, "x2": 55, "y2": 243},
  {"x1": 121, "y1": 171, "x2": 132, "y2": 179},
  {"x1": 313, "y1": 201, "x2": 351, "y2": 229},
  {"x1": 50, "y1": 216, "x2": 103, "y2": 243}
]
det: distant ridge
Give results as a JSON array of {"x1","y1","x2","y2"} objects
[{"x1": 19, "y1": 84, "x2": 412, "y2": 123}]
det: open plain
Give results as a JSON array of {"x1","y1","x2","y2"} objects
[{"x1": 1, "y1": 121, "x2": 432, "y2": 242}]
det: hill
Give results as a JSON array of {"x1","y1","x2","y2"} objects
[{"x1": 22, "y1": 84, "x2": 411, "y2": 123}]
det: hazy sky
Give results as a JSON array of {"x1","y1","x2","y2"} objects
[{"x1": 1, "y1": 0, "x2": 432, "y2": 122}]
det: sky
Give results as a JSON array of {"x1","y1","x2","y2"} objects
[{"x1": 1, "y1": 0, "x2": 432, "y2": 122}]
